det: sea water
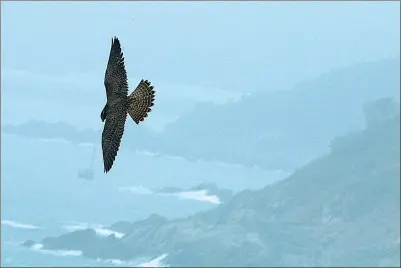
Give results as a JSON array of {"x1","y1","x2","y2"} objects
[{"x1": 1, "y1": 132, "x2": 287, "y2": 267}]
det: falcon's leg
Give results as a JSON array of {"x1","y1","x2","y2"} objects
[{"x1": 101, "y1": 103, "x2": 109, "y2": 122}]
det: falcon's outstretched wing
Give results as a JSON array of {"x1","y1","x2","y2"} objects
[
  {"x1": 127, "y1": 79, "x2": 155, "y2": 124},
  {"x1": 104, "y1": 37, "x2": 129, "y2": 101},
  {"x1": 102, "y1": 99, "x2": 127, "y2": 173},
  {"x1": 102, "y1": 36, "x2": 129, "y2": 173}
]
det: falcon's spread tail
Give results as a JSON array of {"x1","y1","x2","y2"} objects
[{"x1": 127, "y1": 79, "x2": 155, "y2": 124}]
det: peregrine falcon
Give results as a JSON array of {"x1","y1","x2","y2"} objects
[{"x1": 100, "y1": 37, "x2": 155, "y2": 173}]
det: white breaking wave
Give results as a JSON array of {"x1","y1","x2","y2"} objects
[
  {"x1": 94, "y1": 228, "x2": 125, "y2": 239},
  {"x1": 98, "y1": 253, "x2": 170, "y2": 267},
  {"x1": 62, "y1": 222, "x2": 125, "y2": 239},
  {"x1": 161, "y1": 190, "x2": 221, "y2": 205},
  {"x1": 118, "y1": 186, "x2": 221, "y2": 205},
  {"x1": 98, "y1": 258, "x2": 135, "y2": 266},
  {"x1": 139, "y1": 253, "x2": 170, "y2": 267},
  {"x1": 1, "y1": 220, "x2": 41, "y2": 230},
  {"x1": 30, "y1": 243, "x2": 82, "y2": 257}
]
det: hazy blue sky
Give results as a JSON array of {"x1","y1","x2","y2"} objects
[
  {"x1": 2, "y1": 1, "x2": 400, "y2": 89},
  {"x1": 1, "y1": 1, "x2": 400, "y2": 129}
]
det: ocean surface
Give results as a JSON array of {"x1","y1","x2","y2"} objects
[{"x1": 1, "y1": 132, "x2": 287, "y2": 267}]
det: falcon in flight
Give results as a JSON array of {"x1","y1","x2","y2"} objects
[{"x1": 100, "y1": 37, "x2": 155, "y2": 173}]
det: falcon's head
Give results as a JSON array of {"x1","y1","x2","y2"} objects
[
  {"x1": 101, "y1": 104, "x2": 108, "y2": 122},
  {"x1": 101, "y1": 109, "x2": 106, "y2": 122}
]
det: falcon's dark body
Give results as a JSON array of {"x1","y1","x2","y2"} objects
[{"x1": 101, "y1": 37, "x2": 155, "y2": 173}]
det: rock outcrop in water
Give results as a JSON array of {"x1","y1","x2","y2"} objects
[{"x1": 23, "y1": 111, "x2": 400, "y2": 266}]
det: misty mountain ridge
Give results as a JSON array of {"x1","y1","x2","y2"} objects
[
  {"x1": 24, "y1": 98, "x2": 400, "y2": 267},
  {"x1": 3, "y1": 57, "x2": 399, "y2": 172}
]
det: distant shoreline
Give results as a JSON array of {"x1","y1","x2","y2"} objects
[{"x1": 1, "y1": 129, "x2": 292, "y2": 175}]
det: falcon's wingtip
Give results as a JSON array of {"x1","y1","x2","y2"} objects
[
  {"x1": 111, "y1": 36, "x2": 121, "y2": 46},
  {"x1": 104, "y1": 166, "x2": 111, "y2": 174}
]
